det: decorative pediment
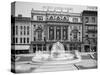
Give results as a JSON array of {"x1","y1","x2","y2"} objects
[
  {"x1": 71, "y1": 29, "x2": 79, "y2": 33},
  {"x1": 49, "y1": 16, "x2": 54, "y2": 20},
  {"x1": 56, "y1": 16, "x2": 61, "y2": 20},
  {"x1": 35, "y1": 25, "x2": 43, "y2": 32}
]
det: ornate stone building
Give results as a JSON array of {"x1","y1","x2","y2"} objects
[
  {"x1": 82, "y1": 10, "x2": 97, "y2": 52},
  {"x1": 12, "y1": 9, "x2": 98, "y2": 54},
  {"x1": 11, "y1": 15, "x2": 31, "y2": 54},
  {"x1": 30, "y1": 9, "x2": 82, "y2": 53}
]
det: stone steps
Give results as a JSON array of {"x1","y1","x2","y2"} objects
[
  {"x1": 33, "y1": 60, "x2": 79, "y2": 72},
  {"x1": 34, "y1": 63, "x2": 77, "y2": 72}
]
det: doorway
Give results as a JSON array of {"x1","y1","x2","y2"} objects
[{"x1": 84, "y1": 45, "x2": 90, "y2": 52}]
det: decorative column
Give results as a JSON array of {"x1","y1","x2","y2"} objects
[
  {"x1": 81, "y1": 36, "x2": 84, "y2": 52},
  {"x1": 29, "y1": 44, "x2": 33, "y2": 53},
  {"x1": 36, "y1": 44, "x2": 38, "y2": 51},
  {"x1": 42, "y1": 45, "x2": 43, "y2": 52},
  {"x1": 61, "y1": 26, "x2": 63, "y2": 41},
  {"x1": 46, "y1": 45, "x2": 48, "y2": 52},
  {"x1": 90, "y1": 44, "x2": 91, "y2": 52},
  {"x1": 42, "y1": 32, "x2": 44, "y2": 41},
  {"x1": 46, "y1": 44, "x2": 49, "y2": 53},
  {"x1": 48, "y1": 26, "x2": 49, "y2": 41},
  {"x1": 67, "y1": 44, "x2": 69, "y2": 51},
  {"x1": 36, "y1": 32, "x2": 37, "y2": 41},
  {"x1": 54, "y1": 26, "x2": 56, "y2": 41},
  {"x1": 65, "y1": 44, "x2": 67, "y2": 52}
]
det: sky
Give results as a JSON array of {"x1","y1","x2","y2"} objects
[{"x1": 13, "y1": 1, "x2": 97, "y2": 17}]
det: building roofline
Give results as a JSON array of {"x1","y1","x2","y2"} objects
[
  {"x1": 31, "y1": 9, "x2": 82, "y2": 16},
  {"x1": 82, "y1": 10, "x2": 97, "y2": 16},
  {"x1": 15, "y1": 16, "x2": 31, "y2": 21}
]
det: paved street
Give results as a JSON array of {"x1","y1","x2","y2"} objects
[{"x1": 14, "y1": 52, "x2": 97, "y2": 73}]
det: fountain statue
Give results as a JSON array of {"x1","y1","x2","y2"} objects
[
  {"x1": 51, "y1": 42, "x2": 65, "y2": 58},
  {"x1": 50, "y1": 42, "x2": 74, "y2": 60}
]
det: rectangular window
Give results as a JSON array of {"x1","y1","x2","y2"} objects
[
  {"x1": 13, "y1": 25, "x2": 15, "y2": 35},
  {"x1": 49, "y1": 26, "x2": 54, "y2": 40},
  {"x1": 16, "y1": 26, "x2": 18, "y2": 35},
  {"x1": 27, "y1": 38, "x2": 29, "y2": 43},
  {"x1": 27, "y1": 26, "x2": 29, "y2": 35},
  {"x1": 24, "y1": 38, "x2": 26, "y2": 44},
  {"x1": 20, "y1": 26, "x2": 23, "y2": 35},
  {"x1": 13, "y1": 37, "x2": 15, "y2": 44},
  {"x1": 62, "y1": 26, "x2": 68, "y2": 40},
  {"x1": 24, "y1": 31, "x2": 26, "y2": 35},
  {"x1": 56, "y1": 26, "x2": 61, "y2": 40},
  {"x1": 34, "y1": 37, "x2": 36, "y2": 41},
  {"x1": 92, "y1": 17, "x2": 95, "y2": 23},
  {"x1": 79, "y1": 32, "x2": 80, "y2": 36},
  {"x1": 37, "y1": 16, "x2": 43, "y2": 21},
  {"x1": 85, "y1": 17, "x2": 89, "y2": 23},
  {"x1": 20, "y1": 38, "x2": 22, "y2": 43},
  {"x1": 73, "y1": 18, "x2": 78, "y2": 22},
  {"x1": 38, "y1": 31, "x2": 42, "y2": 40},
  {"x1": 20, "y1": 31, "x2": 22, "y2": 35},
  {"x1": 24, "y1": 26, "x2": 26, "y2": 35},
  {"x1": 16, "y1": 37, "x2": 18, "y2": 43}
]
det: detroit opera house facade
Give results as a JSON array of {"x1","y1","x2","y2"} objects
[{"x1": 11, "y1": 8, "x2": 97, "y2": 54}]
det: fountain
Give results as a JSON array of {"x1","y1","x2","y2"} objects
[
  {"x1": 50, "y1": 42, "x2": 74, "y2": 60},
  {"x1": 32, "y1": 41, "x2": 81, "y2": 63}
]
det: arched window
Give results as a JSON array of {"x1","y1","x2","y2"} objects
[
  {"x1": 57, "y1": 16, "x2": 61, "y2": 21},
  {"x1": 49, "y1": 16, "x2": 53, "y2": 20},
  {"x1": 35, "y1": 25, "x2": 43, "y2": 41},
  {"x1": 38, "y1": 31, "x2": 42, "y2": 40},
  {"x1": 63, "y1": 17, "x2": 66, "y2": 21},
  {"x1": 71, "y1": 26, "x2": 78, "y2": 41},
  {"x1": 49, "y1": 26, "x2": 54, "y2": 40}
]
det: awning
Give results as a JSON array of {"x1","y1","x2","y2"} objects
[{"x1": 11, "y1": 45, "x2": 30, "y2": 50}]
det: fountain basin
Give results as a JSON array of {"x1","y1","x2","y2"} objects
[{"x1": 32, "y1": 42, "x2": 81, "y2": 63}]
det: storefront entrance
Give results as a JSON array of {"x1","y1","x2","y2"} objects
[
  {"x1": 32, "y1": 44, "x2": 46, "y2": 53},
  {"x1": 84, "y1": 45, "x2": 90, "y2": 52}
]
